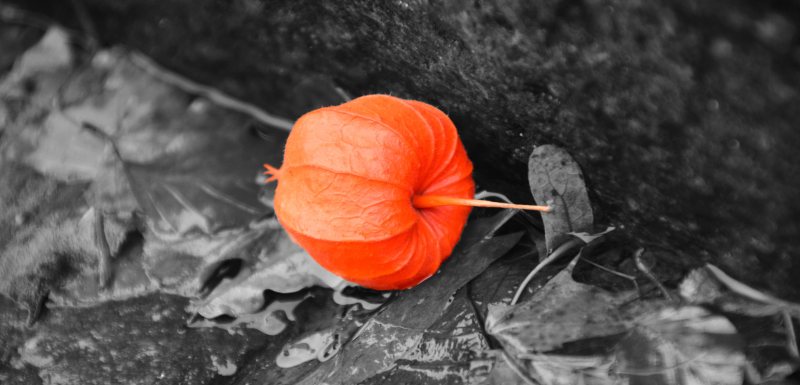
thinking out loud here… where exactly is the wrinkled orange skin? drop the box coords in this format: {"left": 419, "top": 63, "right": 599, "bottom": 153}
{"left": 273, "top": 95, "right": 475, "bottom": 290}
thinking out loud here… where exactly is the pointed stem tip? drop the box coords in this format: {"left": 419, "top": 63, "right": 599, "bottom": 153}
{"left": 412, "top": 195, "right": 551, "bottom": 212}
{"left": 263, "top": 163, "right": 281, "bottom": 183}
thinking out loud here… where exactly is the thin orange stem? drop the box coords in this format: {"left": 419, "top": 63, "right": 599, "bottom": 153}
{"left": 413, "top": 195, "right": 551, "bottom": 212}
{"left": 263, "top": 163, "right": 281, "bottom": 182}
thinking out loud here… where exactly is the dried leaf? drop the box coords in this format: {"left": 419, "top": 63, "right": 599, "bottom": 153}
{"left": 486, "top": 258, "right": 629, "bottom": 355}
{"left": 296, "top": 211, "right": 523, "bottom": 385}
{"left": 47, "top": 210, "right": 154, "bottom": 307}
{"left": 483, "top": 305, "right": 745, "bottom": 385}
{"left": 0, "top": 29, "right": 299, "bottom": 309}
{"left": 468, "top": 248, "right": 541, "bottom": 316}
{"left": 193, "top": 236, "right": 344, "bottom": 319}
{"left": 190, "top": 292, "right": 311, "bottom": 336}
{"left": 4, "top": 30, "right": 283, "bottom": 237}
{"left": 478, "top": 350, "right": 616, "bottom": 385}
{"left": 528, "top": 145, "right": 594, "bottom": 253}
{"left": 276, "top": 327, "right": 340, "bottom": 368}
{"left": 0, "top": 27, "right": 78, "bottom": 167}
{"left": 71, "top": 52, "right": 282, "bottom": 236}
{"left": 0, "top": 29, "right": 319, "bottom": 315}
{"left": 8, "top": 27, "right": 71, "bottom": 75}
{"left": 680, "top": 265, "right": 800, "bottom": 318}
{"left": 483, "top": 256, "right": 746, "bottom": 385}
{"left": 141, "top": 218, "right": 282, "bottom": 296}
{"left": 358, "top": 289, "right": 490, "bottom": 385}
{"left": 615, "top": 306, "right": 745, "bottom": 385}
{"left": 0, "top": 164, "right": 136, "bottom": 313}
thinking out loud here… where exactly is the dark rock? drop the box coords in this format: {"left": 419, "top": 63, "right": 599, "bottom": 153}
{"left": 12, "top": 0, "right": 800, "bottom": 299}
{"left": 0, "top": 294, "right": 268, "bottom": 384}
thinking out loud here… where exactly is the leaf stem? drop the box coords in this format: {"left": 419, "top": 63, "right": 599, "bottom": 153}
{"left": 510, "top": 238, "right": 582, "bottom": 305}
{"left": 501, "top": 350, "right": 540, "bottom": 385}
{"left": 633, "top": 248, "right": 675, "bottom": 302}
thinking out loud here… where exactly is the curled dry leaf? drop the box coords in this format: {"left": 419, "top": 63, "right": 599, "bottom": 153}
{"left": 484, "top": 257, "right": 746, "bottom": 385}
{"left": 528, "top": 145, "right": 594, "bottom": 253}
{"left": 192, "top": 232, "right": 344, "bottom": 319}
{"left": 276, "top": 328, "right": 340, "bottom": 368}
{"left": 680, "top": 264, "right": 800, "bottom": 318}
{"left": 679, "top": 265, "right": 800, "bottom": 382}
{"left": 481, "top": 306, "right": 745, "bottom": 385}
{"left": 143, "top": 218, "right": 292, "bottom": 298}
{"left": 615, "top": 306, "right": 745, "bottom": 385}
{"left": 477, "top": 350, "right": 616, "bottom": 385}
{"left": 189, "top": 292, "right": 311, "bottom": 336}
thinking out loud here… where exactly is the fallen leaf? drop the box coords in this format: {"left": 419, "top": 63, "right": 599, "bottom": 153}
{"left": 5, "top": 29, "right": 282, "bottom": 233}
{"left": 486, "top": 257, "right": 630, "bottom": 356}
{"left": 468, "top": 247, "right": 541, "bottom": 317}
{"left": 0, "top": 17, "right": 42, "bottom": 77}
{"left": 357, "top": 288, "right": 490, "bottom": 384}
{"left": 276, "top": 327, "right": 340, "bottom": 368}
{"left": 477, "top": 350, "right": 616, "bottom": 385}
{"left": 192, "top": 233, "right": 344, "bottom": 319}
{"left": 483, "top": 256, "right": 747, "bottom": 385}
{"left": 0, "top": 29, "right": 302, "bottom": 307}
{"left": 482, "top": 305, "right": 746, "bottom": 385}
{"left": 141, "top": 218, "right": 282, "bottom": 297}
{"left": 220, "top": 290, "right": 365, "bottom": 385}
{"left": 680, "top": 264, "right": 800, "bottom": 318}
{"left": 296, "top": 210, "right": 523, "bottom": 385}
{"left": 7, "top": 26, "right": 71, "bottom": 76}
{"left": 615, "top": 306, "right": 745, "bottom": 385}
{"left": 190, "top": 292, "right": 312, "bottom": 336}
{"left": 47, "top": 210, "right": 153, "bottom": 307}
{"left": 59, "top": 51, "right": 283, "bottom": 237}
{"left": 528, "top": 145, "right": 594, "bottom": 253}
{"left": 0, "top": 27, "right": 77, "bottom": 167}
{"left": 0, "top": 163, "right": 135, "bottom": 315}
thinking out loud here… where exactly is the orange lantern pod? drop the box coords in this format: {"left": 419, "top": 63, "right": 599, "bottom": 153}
{"left": 264, "top": 95, "right": 548, "bottom": 290}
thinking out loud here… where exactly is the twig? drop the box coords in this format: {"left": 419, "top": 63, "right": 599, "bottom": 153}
{"left": 481, "top": 209, "right": 518, "bottom": 241}
{"left": 0, "top": 4, "right": 53, "bottom": 31}
{"left": 633, "top": 248, "right": 674, "bottom": 302}
{"left": 582, "top": 257, "right": 641, "bottom": 294}
{"left": 784, "top": 311, "right": 799, "bottom": 360}
{"left": 501, "top": 350, "right": 539, "bottom": 385}
{"left": 186, "top": 312, "right": 201, "bottom": 325}
{"left": 511, "top": 238, "right": 582, "bottom": 305}
{"left": 705, "top": 264, "right": 800, "bottom": 314}
{"left": 93, "top": 208, "right": 112, "bottom": 288}
{"left": 465, "top": 284, "right": 497, "bottom": 350}
{"left": 128, "top": 52, "right": 294, "bottom": 131}
{"left": 26, "top": 288, "right": 49, "bottom": 326}
{"left": 80, "top": 121, "right": 122, "bottom": 157}
{"left": 334, "top": 86, "right": 352, "bottom": 102}
{"left": 69, "top": 0, "right": 98, "bottom": 53}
